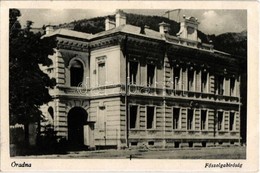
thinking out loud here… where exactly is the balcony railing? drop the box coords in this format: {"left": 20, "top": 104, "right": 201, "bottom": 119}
{"left": 128, "top": 84, "right": 239, "bottom": 103}
{"left": 54, "top": 84, "right": 239, "bottom": 103}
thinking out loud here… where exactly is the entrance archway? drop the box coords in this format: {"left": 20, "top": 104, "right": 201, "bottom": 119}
{"left": 68, "top": 107, "right": 88, "bottom": 147}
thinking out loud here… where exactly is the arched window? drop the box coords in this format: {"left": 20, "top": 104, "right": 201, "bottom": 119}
{"left": 70, "top": 60, "right": 84, "bottom": 87}
{"left": 48, "top": 107, "right": 54, "bottom": 119}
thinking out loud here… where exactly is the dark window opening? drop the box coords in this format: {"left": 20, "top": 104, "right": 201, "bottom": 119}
{"left": 48, "top": 107, "right": 54, "bottom": 119}
{"left": 130, "top": 105, "right": 138, "bottom": 129}
{"left": 230, "top": 77, "right": 235, "bottom": 96}
{"left": 131, "top": 142, "right": 138, "bottom": 146}
{"left": 173, "top": 108, "right": 180, "bottom": 129}
{"left": 129, "top": 61, "right": 138, "bottom": 84}
{"left": 188, "top": 69, "right": 194, "bottom": 91}
{"left": 229, "top": 112, "right": 235, "bottom": 131}
{"left": 202, "top": 142, "right": 207, "bottom": 147}
{"left": 147, "top": 64, "right": 155, "bottom": 86}
{"left": 188, "top": 142, "right": 193, "bottom": 148}
{"left": 218, "top": 111, "right": 224, "bottom": 131}
{"left": 70, "top": 60, "right": 83, "bottom": 87}
{"left": 201, "top": 72, "right": 207, "bottom": 92}
{"left": 173, "top": 67, "right": 180, "bottom": 90}
{"left": 98, "top": 63, "right": 106, "bottom": 86}
{"left": 216, "top": 75, "right": 224, "bottom": 95}
{"left": 148, "top": 141, "right": 154, "bottom": 145}
{"left": 187, "top": 109, "right": 194, "bottom": 130}
{"left": 201, "top": 110, "right": 207, "bottom": 130}
{"left": 146, "top": 106, "right": 155, "bottom": 129}
{"left": 230, "top": 141, "right": 235, "bottom": 145}
{"left": 174, "top": 142, "right": 180, "bottom": 148}
{"left": 219, "top": 142, "right": 223, "bottom": 145}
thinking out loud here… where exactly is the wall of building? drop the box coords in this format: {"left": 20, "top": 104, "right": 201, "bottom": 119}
{"left": 40, "top": 30, "right": 242, "bottom": 149}
{"left": 127, "top": 96, "right": 240, "bottom": 148}
{"left": 89, "top": 97, "right": 124, "bottom": 148}
{"left": 90, "top": 46, "right": 121, "bottom": 88}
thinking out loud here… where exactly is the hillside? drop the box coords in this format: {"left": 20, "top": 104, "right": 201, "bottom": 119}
{"left": 208, "top": 31, "right": 247, "bottom": 57}
{"left": 57, "top": 12, "right": 247, "bottom": 57}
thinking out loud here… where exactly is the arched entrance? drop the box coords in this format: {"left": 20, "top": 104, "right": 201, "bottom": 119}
{"left": 68, "top": 107, "right": 88, "bottom": 147}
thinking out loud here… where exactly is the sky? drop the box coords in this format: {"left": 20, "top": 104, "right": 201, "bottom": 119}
{"left": 19, "top": 9, "right": 247, "bottom": 35}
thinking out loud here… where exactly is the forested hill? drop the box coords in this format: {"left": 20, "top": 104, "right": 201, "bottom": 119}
{"left": 57, "top": 12, "right": 247, "bottom": 57}
{"left": 208, "top": 31, "right": 247, "bottom": 57}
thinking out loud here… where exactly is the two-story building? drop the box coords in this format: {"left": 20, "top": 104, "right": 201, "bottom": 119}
{"left": 41, "top": 10, "right": 242, "bottom": 149}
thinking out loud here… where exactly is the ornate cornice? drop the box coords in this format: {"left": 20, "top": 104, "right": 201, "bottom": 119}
{"left": 57, "top": 37, "right": 89, "bottom": 52}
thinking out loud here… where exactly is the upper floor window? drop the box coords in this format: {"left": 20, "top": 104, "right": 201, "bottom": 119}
{"left": 201, "top": 71, "right": 208, "bottom": 93}
{"left": 70, "top": 60, "right": 84, "bottom": 87}
{"left": 98, "top": 62, "right": 106, "bottom": 86}
{"left": 147, "top": 64, "right": 155, "bottom": 87}
{"left": 188, "top": 69, "right": 194, "bottom": 91}
{"left": 216, "top": 75, "right": 224, "bottom": 95}
{"left": 129, "top": 61, "right": 138, "bottom": 85}
{"left": 173, "top": 67, "right": 180, "bottom": 90}
{"left": 230, "top": 77, "right": 236, "bottom": 96}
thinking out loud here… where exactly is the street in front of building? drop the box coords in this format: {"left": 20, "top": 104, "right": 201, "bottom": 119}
{"left": 16, "top": 146, "right": 245, "bottom": 159}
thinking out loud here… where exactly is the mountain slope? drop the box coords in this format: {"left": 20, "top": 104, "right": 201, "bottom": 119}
{"left": 57, "top": 12, "right": 247, "bottom": 57}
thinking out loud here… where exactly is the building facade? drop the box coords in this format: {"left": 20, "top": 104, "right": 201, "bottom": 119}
{"left": 41, "top": 10, "right": 242, "bottom": 149}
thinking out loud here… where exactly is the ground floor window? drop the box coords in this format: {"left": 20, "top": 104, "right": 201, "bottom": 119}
{"left": 130, "top": 105, "right": 138, "bottom": 129}
{"left": 98, "top": 107, "right": 106, "bottom": 130}
{"left": 187, "top": 109, "right": 194, "bottom": 130}
{"left": 173, "top": 108, "right": 180, "bottom": 129}
{"left": 229, "top": 112, "right": 235, "bottom": 131}
{"left": 201, "top": 110, "right": 207, "bottom": 130}
{"left": 218, "top": 111, "right": 224, "bottom": 131}
{"left": 146, "top": 106, "right": 155, "bottom": 129}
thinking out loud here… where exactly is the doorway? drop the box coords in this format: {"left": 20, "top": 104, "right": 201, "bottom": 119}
{"left": 68, "top": 107, "right": 88, "bottom": 148}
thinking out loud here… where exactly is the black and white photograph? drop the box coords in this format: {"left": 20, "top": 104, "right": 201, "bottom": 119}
{"left": 0, "top": 1, "right": 259, "bottom": 172}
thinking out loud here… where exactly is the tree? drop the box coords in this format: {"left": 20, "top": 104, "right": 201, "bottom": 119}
{"left": 9, "top": 9, "right": 56, "bottom": 144}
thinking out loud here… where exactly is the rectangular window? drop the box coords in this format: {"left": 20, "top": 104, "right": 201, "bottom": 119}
{"left": 201, "top": 110, "right": 207, "bottom": 130}
{"left": 130, "top": 105, "right": 138, "bottom": 129}
{"left": 188, "top": 70, "right": 194, "bottom": 91}
{"left": 129, "top": 61, "right": 138, "bottom": 84}
{"left": 229, "top": 112, "right": 235, "bottom": 131}
{"left": 98, "top": 108, "right": 106, "bottom": 130}
{"left": 230, "top": 77, "right": 235, "bottom": 96}
{"left": 187, "top": 109, "right": 194, "bottom": 130}
{"left": 147, "top": 64, "right": 155, "bottom": 87}
{"left": 173, "top": 67, "right": 180, "bottom": 90}
{"left": 216, "top": 76, "right": 224, "bottom": 95}
{"left": 146, "top": 106, "right": 155, "bottom": 129}
{"left": 98, "top": 62, "right": 106, "bottom": 86}
{"left": 218, "top": 111, "right": 224, "bottom": 131}
{"left": 201, "top": 72, "right": 208, "bottom": 93}
{"left": 173, "top": 108, "right": 180, "bottom": 129}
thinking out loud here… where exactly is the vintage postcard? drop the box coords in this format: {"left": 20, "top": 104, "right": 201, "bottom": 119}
{"left": 0, "top": 0, "right": 259, "bottom": 172}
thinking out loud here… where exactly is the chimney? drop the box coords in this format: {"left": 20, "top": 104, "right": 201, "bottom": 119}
{"left": 105, "top": 18, "right": 116, "bottom": 31}
{"left": 159, "top": 22, "right": 170, "bottom": 34}
{"left": 45, "top": 25, "right": 54, "bottom": 34}
{"left": 115, "top": 10, "right": 126, "bottom": 27}
{"left": 176, "top": 15, "right": 199, "bottom": 41}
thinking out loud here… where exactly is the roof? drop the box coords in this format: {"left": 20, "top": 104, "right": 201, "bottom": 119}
{"left": 93, "top": 24, "right": 163, "bottom": 40}
{"left": 42, "top": 28, "right": 94, "bottom": 40}
{"left": 42, "top": 24, "right": 229, "bottom": 55}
